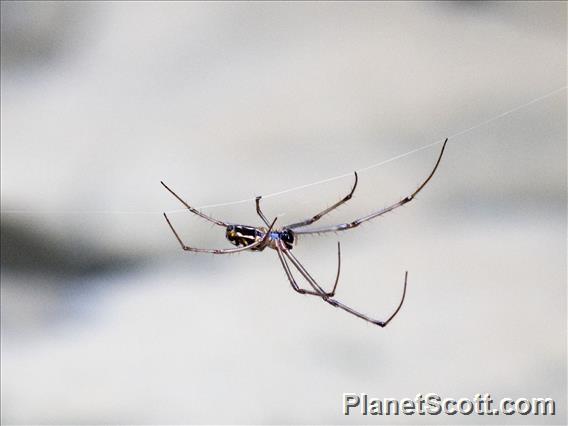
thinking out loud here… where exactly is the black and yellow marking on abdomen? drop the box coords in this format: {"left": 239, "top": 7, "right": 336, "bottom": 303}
{"left": 226, "top": 225, "right": 262, "bottom": 248}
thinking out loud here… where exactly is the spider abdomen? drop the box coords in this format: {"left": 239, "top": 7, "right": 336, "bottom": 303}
{"left": 225, "top": 225, "right": 295, "bottom": 251}
{"left": 225, "top": 225, "right": 261, "bottom": 248}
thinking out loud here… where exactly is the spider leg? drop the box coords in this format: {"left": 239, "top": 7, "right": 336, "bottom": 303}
{"left": 283, "top": 243, "right": 340, "bottom": 297}
{"left": 326, "top": 272, "right": 408, "bottom": 327}
{"left": 276, "top": 247, "right": 329, "bottom": 297}
{"left": 292, "top": 138, "right": 448, "bottom": 235}
{"left": 163, "top": 213, "right": 277, "bottom": 254}
{"left": 161, "top": 181, "right": 228, "bottom": 227}
{"left": 286, "top": 172, "right": 358, "bottom": 229}
{"left": 285, "top": 246, "right": 408, "bottom": 327}
{"left": 255, "top": 196, "right": 271, "bottom": 227}
{"left": 276, "top": 242, "right": 340, "bottom": 298}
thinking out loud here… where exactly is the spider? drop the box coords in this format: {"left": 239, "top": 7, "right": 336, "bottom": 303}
{"left": 161, "top": 138, "right": 448, "bottom": 327}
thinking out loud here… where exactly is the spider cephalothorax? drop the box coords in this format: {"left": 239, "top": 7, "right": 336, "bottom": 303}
{"left": 161, "top": 138, "right": 448, "bottom": 327}
{"left": 278, "top": 228, "right": 295, "bottom": 250}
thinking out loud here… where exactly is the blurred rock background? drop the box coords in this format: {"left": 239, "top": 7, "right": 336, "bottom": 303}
{"left": 1, "top": 1, "right": 566, "bottom": 424}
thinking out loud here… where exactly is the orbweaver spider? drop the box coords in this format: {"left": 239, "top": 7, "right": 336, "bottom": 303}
{"left": 161, "top": 138, "right": 447, "bottom": 327}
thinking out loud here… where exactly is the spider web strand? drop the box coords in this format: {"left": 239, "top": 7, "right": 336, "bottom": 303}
{"left": 1, "top": 85, "right": 565, "bottom": 215}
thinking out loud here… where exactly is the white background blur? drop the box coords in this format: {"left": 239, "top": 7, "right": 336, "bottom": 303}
{"left": 1, "top": 1, "right": 566, "bottom": 424}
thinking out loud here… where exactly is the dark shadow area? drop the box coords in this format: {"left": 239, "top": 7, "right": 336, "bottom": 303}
{"left": 1, "top": 218, "right": 139, "bottom": 279}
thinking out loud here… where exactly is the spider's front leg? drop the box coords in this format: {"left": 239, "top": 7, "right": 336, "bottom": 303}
{"left": 285, "top": 171, "right": 358, "bottom": 229}
{"left": 292, "top": 138, "right": 448, "bottom": 235}
{"left": 254, "top": 172, "right": 357, "bottom": 230}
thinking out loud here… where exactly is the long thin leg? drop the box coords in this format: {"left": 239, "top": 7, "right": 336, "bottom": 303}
{"left": 163, "top": 213, "right": 277, "bottom": 254}
{"left": 255, "top": 196, "right": 271, "bottom": 227}
{"left": 277, "top": 242, "right": 340, "bottom": 297}
{"left": 326, "top": 272, "right": 408, "bottom": 327}
{"left": 283, "top": 244, "right": 340, "bottom": 297}
{"left": 285, "top": 172, "right": 359, "bottom": 229}
{"left": 161, "top": 181, "right": 228, "bottom": 227}
{"left": 293, "top": 139, "right": 448, "bottom": 235}
{"left": 276, "top": 245, "right": 337, "bottom": 297}
{"left": 282, "top": 247, "right": 408, "bottom": 327}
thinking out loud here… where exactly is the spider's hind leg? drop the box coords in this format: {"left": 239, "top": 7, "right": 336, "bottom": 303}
{"left": 161, "top": 181, "right": 228, "bottom": 227}
{"left": 163, "top": 213, "right": 277, "bottom": 254}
